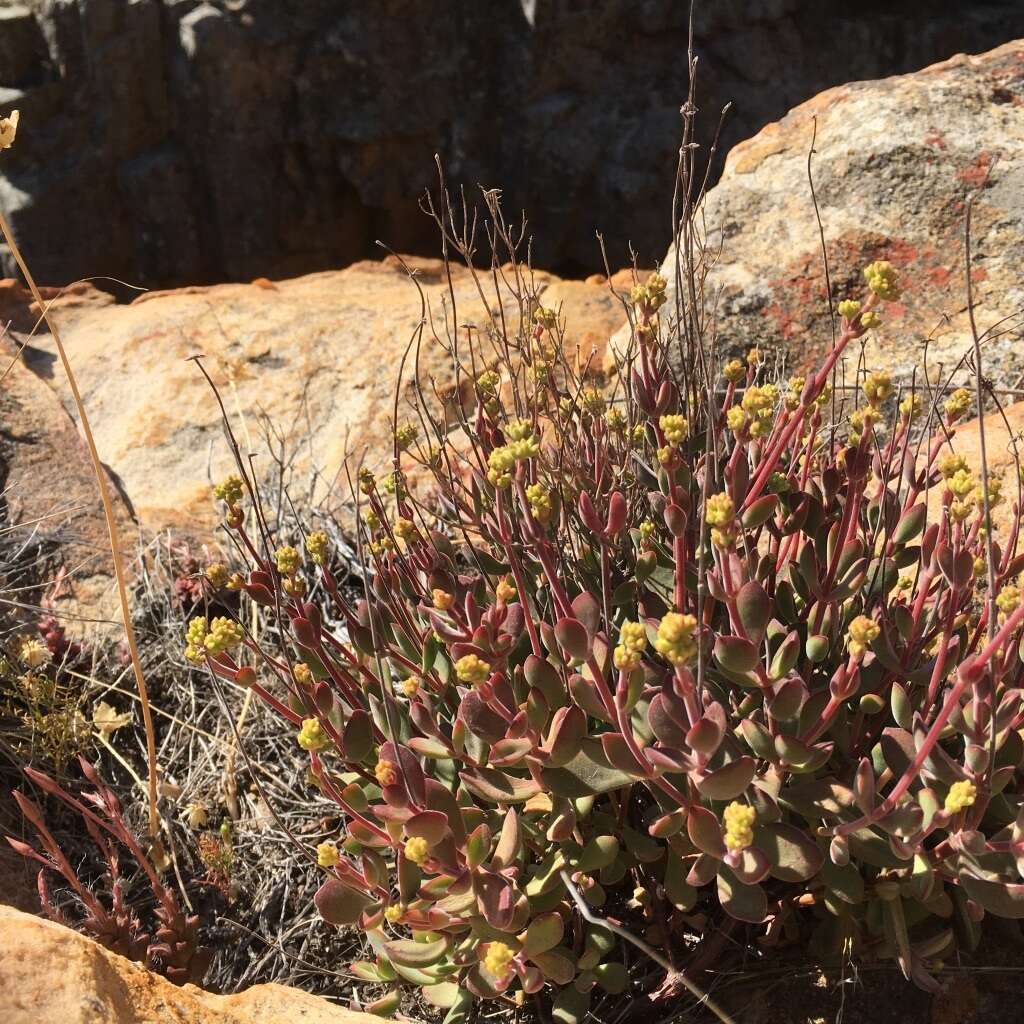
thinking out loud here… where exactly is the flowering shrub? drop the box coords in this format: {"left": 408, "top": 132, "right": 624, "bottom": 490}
{"left": 187, "top": 240, "right": 1024, "bottom": 1020}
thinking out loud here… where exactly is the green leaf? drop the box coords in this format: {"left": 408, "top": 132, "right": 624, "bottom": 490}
{"left": 460, "top": 768, "right": 540, "bottom": 803}
{"left": 314, "top": 879, "right": 372, "bottom": 925}
{"left": 594, "top": 961, "right": 628, "bottom": 995}
{"left": 422, "top": 982, "right": 462, "bottom": 1009}
{"left": 962, "top": 875, "right": 1024, "bottom": 918}
{"left": 693, "top": 756, "right": 755, "bottom": 800}
{"left": 523, "top": 912, "right": 565, "bottom": 957}
{"left": 717, "top": 865, "right": 767, "bottom": 923}
{"left": 537, "top": 739, "right": 634, "bottom": 797}
{"left": 342, "top": 709, "right": 374, "bottom": 763}
{"left": 575, "top": 835, "right": 620, "bottom": 872}
{"left": 552, "top": 986, "right": 591, "bottom": 1024}
{"left": 757, "top": 822, "right": 823, "bottom": 882}
{"left": 820, "top": 858, "right": 865, "bottom": 904}
{"left": 366, "top": 990, "right": 402, "bottom": 1017}
{"left": 383, "top": 935, "right": 450, "bottom": 968}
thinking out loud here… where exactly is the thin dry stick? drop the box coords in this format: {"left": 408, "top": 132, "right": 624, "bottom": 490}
{"left": 0, "top": 209, "right": 161, "bottom": 841}
{"left": 560, "top": 870, "right": 737, "bottom": 1024}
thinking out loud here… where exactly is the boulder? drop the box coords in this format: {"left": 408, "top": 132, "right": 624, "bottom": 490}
{"left": 0, "top": 280, "right": 132, "bottom": 629}
{"left": 6, "top": 256, "right": 624, "bottom": 545}
{"left": 0, "top": 904, "right": 399, "bottom": 1024}
{"left": 2, "top": 2, "right": 1024, "bottom": 286}
{"left": 615, "top": 41, "right": 1024, "bottom": 392}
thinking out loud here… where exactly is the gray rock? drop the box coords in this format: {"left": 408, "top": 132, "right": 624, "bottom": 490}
{"left": 1, "top": 0, "right": 1024, "bottom": 286}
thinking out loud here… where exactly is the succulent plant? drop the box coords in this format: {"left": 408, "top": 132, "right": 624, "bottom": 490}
{"left": 189, "top": 205, "right": 1024, "bottom": 1018}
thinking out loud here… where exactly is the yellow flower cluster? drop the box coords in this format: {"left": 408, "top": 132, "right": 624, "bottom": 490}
{"left": 740, "top": 383, "right": 778, "bottom": 438}
{"left": 846, "top": 615, "right": 879, "bottom": 658}
{"left": 582, "top": 387, "right": 606, "bottom": 416}
{"left": 631, "top": 272, "right": 667, "bottom": 312}
{"left": 477, "top": 370, "right": 500, "bottom": 395}
{"left": 837, "top": 299, "right": 861, "bottom": 321}
{"left": 0, "top": 109, "right": 19, "bottom": 150}
{"left": 723, "top": 358, "right": 745, "bottom": 383}
{"left": 394, "top": 421, "right": 418, "bottom": 450}
{"left": 944, "top": 779, "right": 977, "bottom": 814}
{"left": 384, "top": 904, "right": 403, "bottom": 923}
{"left": 185, "top": 616, "right": 244, "bottom": 662}
{"left": 317, "top": 842, "right": 340, "bottom": 867}
{"left": 206, "top": 562, "right": 230, "bottom": 588}
{"left": 298, "top": 717, "right": 328, "bottom": 751}
{"left": 404, "top": 836, "right": 430, "bottom": 866}
{"left": 655, "top": 612, "right": 697, "bottom": 665}
{"left": 659, "top": 414, "right": 689, "bottom": 445}
{"left": 455, "top": 653, "right": 491, "bottom": 686}
{"left": 394, "top": 517, "right": 417, "bottom": 542}
{"left": 275, "top": 545, "right": 301, "bottom": 574}
{"left": 996, "top": 585, "right": 1020, "bottom": 616}
{"left": 723, "top": 801, "right": 756, "bottom": 851}
{"left": 605, "top": 407, "right": 626, "bottom": 430}
{"left": 358, "top": 467, "right": 376, "bottom": 494}
{"left": 487, "top": 445, "right": 517, "bottom": 488}
{"left": 638, "top": 519, "right": 655, "bottom": 540}
{"left": 432, "top": 588, "right": 455, "bottom": 611}
{"left": 726, "top": 405, "right": 747, "bottom": 432}
{"left": 863, "top": 260, "right": 901, "bottom": 301}
{"left": 938, "top": 453, "right": 968, "bottom": 479}
{"left": 533, "top": 306, "right": 558, "bottom": 329}
{"left": 375, "top": 759, "right": 398, "bottom": 787}
{"left": 17, "top": 636, "right": 50, "bottom": 668}
{"left": 706, "top": 492, "right": 736, "bottom": 548}
{"left": 785, "top": 377, "right": 805, "bottom": 411}
{"left": 483, "top": 940, "right": 515, "bottom": 978}
{"left": 899, "top": 393, "right": 922, "bottom": 421}
{"left": 613, "top": 620, "right": 647, "bottom": 671}
{"left": 746, "top": 347, "right": 762, "bottom": 366}
{"left": 400, "top": 675, "right": 421, "bottom": 698}
{"left": 214, "top": 474, "right": 245, "bottom": 506}
{"left": 944, "top": 387, "right": 971, "bottom": 421}
{"left": 496, "top": 577, "right": 517, "bottom": 603}
{"left": 862, "top": 371, "right": 892, "bottom": 407}
{"left": 860, "top": 311, "right": 882, "bottom": 330}
{"left": 306, "top": 531, "right": 329, "bottom": 565}
{"left": 525, "top": 482, "right": 552, "bottom": 523}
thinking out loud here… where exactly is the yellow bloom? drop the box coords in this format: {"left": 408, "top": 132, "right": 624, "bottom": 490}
{"left": 205, "top": 562, "right": 230, "bottom": 588}
{"left": 846, "top": 615, "right": 879, "bottom": 659}
{"left": 526, "top": 482, "right": 553, "bottom": 523}
{"left": 659, "top": 414, "right": 689, "bottom": 445}
{"left": 706, "top": 492, "right": 735, "bottom": 527}
{"left": 837, "top": 299, "right": 861, "bottom": 321}
{"left": 400, "top": 675, "right": 421, "bottom": 698}
{"left": 404, "top": 836, "right": 430, "bottom": 866}
{"left": 275, "top": 545, "right": 301, "bottom": 575}
{"left": 996, "top": 585, "right": 1020, "bottom": 616}
{"left": 317, "top": 842, "right": 340, "bottom": 868}
{"left": 483, "top": 940, "right": 516, "bottom": 978}
{"left": 723, "top": 802, "right": 756, "bottom": 851}
{"left": 949, "top": 468, "right": 976, "bottom": 500}
{"left": 938, "top": 452, "right": 968, "bottom": 479}
{"left": 726, "top": 405, "right": 747, "bottom": 432}
{"left": 17, "top": 636, "right": 50, "bottom": 669}
{"left": 384, "top": 904, "right": 403, "bottom": 923}
{"left": 298, "top": 717, "right": 329, "bottom": 751}
{"left": 944, "top": 779, "right": 977, "bottom": 814}
{"left": 213, "top": 473, "right": 245, "bottom": 506}
{"left": 487, "top": 445, "right": 517, "bottom": 487}
{"left": 723, "top": 359, "right": 745, "bottom": 383}
{"left": 306, "top": 531, "right": 329, "bottom": 565}
{"left": 375, "top": 759, "right": 398, "bottom": 787}
{"left": 394, "top": 421, "right": 418, "bottom": 450}
{"left": 432, "top": 588, "right": 455, "bottom": 611}
{"left": 862, "top": 371, "right": 892, "bottom": 406}
{"left": 655, "top": 612, "right": 697, "bottom": 666}
{"left": 899, "top": 393, "right": 922, "bottom": 421}
{"left": 496, "top": 577, "right": 517, "bottom": 603}
{"left": 394, "top": 517, "right": 417, "bottom": 542}
{"left": 863, "top": 260, "right": 901, "bottom": 301}
{"left": 477, "top": 370, "right": 500, "bottom": 395}
{"left": 860, "top": 311, "right": 882, "bottom": 330}
{"left": 205, "top": 616, "right": 244, "bottom": 654}
{"left": 944, "top": 388, "right": 971, "bottom": 421}
{"left": 455, "top": 654, "right": 491, "bottom": 686}
{"left": 746, "top": 347, "right": 762, "bottom": 366}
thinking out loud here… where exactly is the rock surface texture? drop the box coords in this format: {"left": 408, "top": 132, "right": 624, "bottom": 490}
{"left": 2, "top": 1, "right": 1024, "bottom": 286}
{"left": 622, "top": 41, "right": 1024, "bottom": 390}
{"left": 3, "top": 255, "right": 623, "bottom": 545}
{"left": 0, "top": 904, "right": 391, "bottom": 1024}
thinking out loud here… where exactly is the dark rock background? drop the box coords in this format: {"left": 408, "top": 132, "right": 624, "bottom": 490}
{"left": 2, "top": 0, "right": 1023, "bottom": 288}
